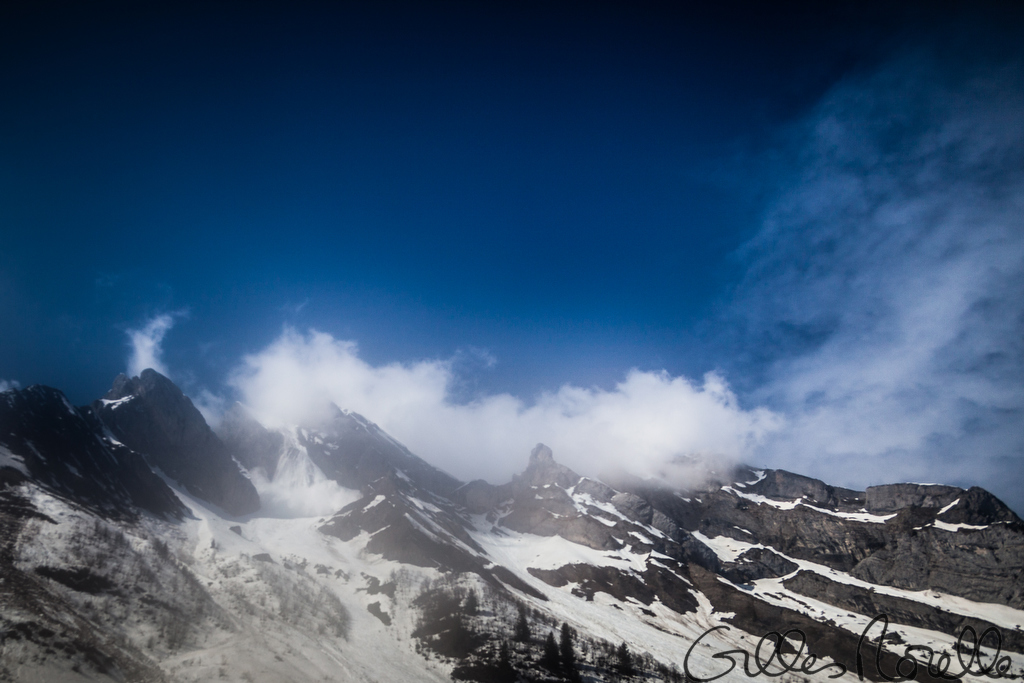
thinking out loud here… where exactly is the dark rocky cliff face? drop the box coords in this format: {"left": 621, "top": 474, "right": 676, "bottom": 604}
{"left": 93, "top": 369, "right": 260, "bottom": 516}
{"left": 865, "top": 483, "right": 963, "bottom": 513}
{"left": 625, "top": 466, "right": 1024, "bottom": 610}
{"left": 0, "top": 385, "right": 185, "bottom": 520}
{"left": 749, "top": 468, "right": 865, "bottom": 509}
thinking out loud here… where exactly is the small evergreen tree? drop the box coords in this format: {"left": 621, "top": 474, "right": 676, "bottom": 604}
{"left": 540, "top": 631, "right": 561, "bottom": 672}
{"left": 514, "top": 604, "right": 531, "bottom": 642}
{"left": 496, "top": 640, "right": 516, "bottom": 682}
{"left": 616, "top": 641, "right": 635, "bottom": 676}
{"left": 463, "top": 589, "right": 478, "bottom": 616}
{"left": 443, "top": 616, "right": 476, "bottom": 658}
{"left": 560, "top": 622, "right": 580, "bottom": 681}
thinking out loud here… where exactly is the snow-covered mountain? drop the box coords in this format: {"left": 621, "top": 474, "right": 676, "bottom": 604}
{"left": 1, "top": 370, "right": 1022, "bottom": 682}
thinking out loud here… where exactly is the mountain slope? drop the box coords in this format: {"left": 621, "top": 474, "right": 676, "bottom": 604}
{"left": 1, "top": 373, "right": 1023, "bottom": 682}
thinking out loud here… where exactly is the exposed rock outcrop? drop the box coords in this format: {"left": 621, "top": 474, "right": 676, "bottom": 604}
{"left": 510, "top": 443, "right": 579, "bottom": 489}
{"left": 94, "top": 369, "right": 259, "bottom": 516}
{"left": 623, "top": 466, "right": 1024, "bottom": 609}
{"left": 783, "top": 570, "right": 1024, "bottom": 654}
{"left": 866, "top": 483, "right": 963, "bottom": 513}
{"left": 850, "top": 522, "right": 1024, "bottom": 609}
{"left": 0, "top": 384, "right": 185, "bottom": 519}
{"left": 722, "top": 547, "right": 799, "bottom": 584}
{"left": 748, "top": 469, "right": 865, "bottom": 510}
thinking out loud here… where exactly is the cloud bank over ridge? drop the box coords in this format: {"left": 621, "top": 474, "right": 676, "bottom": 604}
{"left": 228, "top": 328, "right": 782, "bottom": 486}
{"left": 114, "top": 54, "right": 1023, "bottom": 513}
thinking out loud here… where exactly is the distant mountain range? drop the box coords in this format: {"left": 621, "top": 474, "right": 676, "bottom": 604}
{"left": 1, "top": 369, "right": 1022, "bottom": 682}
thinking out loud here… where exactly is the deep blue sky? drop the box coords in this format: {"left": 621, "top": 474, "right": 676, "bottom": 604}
{"left": 3, "top": 2, "right": 1023, "bottom": 509}
{"left": 0, "top": 1, "right": 952, "bottom": 399}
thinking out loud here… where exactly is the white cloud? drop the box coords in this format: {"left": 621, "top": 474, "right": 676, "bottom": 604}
{"left": 733, "top": 56, "right": 1024, "bottom": 509}
{"left": 192, "top": 388, "right": 228, "bottom": 428}
{"left": 0, "top": 379, "right": 20, "bottom": 392}
{"left": 229, "top": 328, "right": 782, "bottom": 486}
{"left": 126, "top": 312, "right": 185, "bottom": 378}
{"left": 248, "top": 442, "right": 360, "bottom": 518}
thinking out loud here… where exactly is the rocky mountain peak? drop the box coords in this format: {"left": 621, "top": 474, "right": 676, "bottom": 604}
{"left": 529, "top": 443, "right": 554, "bottom": 465}
{"left": 0, "top": 383, "right": 185, "bottom": 519}
{"left": 518, "top": 443, "right": 579, "bottom": 489}
{"left": 272, "top": 407, "right": 463, "bottom": 499}
{"left": 105, "top": 372, "right": 135, "bottom": 399}
{"left": 104, "top": 368, "right": 180, "bottom": 404}
{"left": 94, "top": 369, "right": 260, "bottom": 516}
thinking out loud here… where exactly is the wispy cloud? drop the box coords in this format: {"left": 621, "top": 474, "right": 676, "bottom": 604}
{"left": 732, "top": 55, "right": 1024, "bottom": 509}
{"left": 0, "top": 379, "right": 20, "bottom": 392}
{"left": 191, "top": 388, "right": 228, "bottom": 428}
{"left": 229, "top": 328, "right": 781, "bottom": 486}
{"left": 126, "top": 312, "right": 187, "bottom": 378}
{"left": 280, "top": 299, "right": 310, "bottom": 316}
